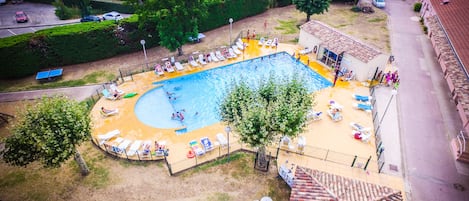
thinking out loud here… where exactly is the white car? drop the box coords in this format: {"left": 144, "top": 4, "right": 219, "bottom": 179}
{"left": 102, "top": 11, "right": 123, "bottom": 21}
{"left": 372, "top": 0, "right": 385, "bottom": 8}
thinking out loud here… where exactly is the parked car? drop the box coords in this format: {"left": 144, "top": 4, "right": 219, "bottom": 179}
{"left": 102, "top": 11, "right": 123, "bottom": 21}
{"left": 15, "top": 11, "right": 28, "bottom": 23}
{"left": 372, "top": 0, "right": 385, "bottom": 8}
{"left": 80, "top": 15, "right": 101, "bottom": 22}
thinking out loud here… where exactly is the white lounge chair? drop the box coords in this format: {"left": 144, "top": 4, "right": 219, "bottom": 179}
{"left": 236, "top": 41, "right": 244, "bottom": 50}
{"left": 352, "top": 130, "right": 372, "bottom": 143}
{"left": 127, "top": 140, "right": 142, "bottom": 156}
{"left": 175, "top": 62, "right": 184, "bottom": 71}
{"left": 189, "top": 56, "right": 199, "bottom": 67}
{"left": 297, "top": 136, "right": 306, "bottom": 153}
{"left": 154, "top": 64, "right": 164, "bottom": 76}
{"left": 329, "top": 100, "right": 343, "bottom": 111}
{"left": 307, "top": 110, "right": 322, "bottom": 121}
{"left": 210, "top": 52, "right": 219, "bottom": 62}
{"left": 216, "top": 133, "right": 228, "bottom": 147}
{"left": 327, "top": 109, "right": 343, "bottom": 122}
{"left": 165, "top": 61, "right": 175, "bottom": 72}
{"left": 117, "top": 139, "right": 132, "bottom": 154}
{"left": 237, "top": 38, "right": 247, "bottom": 47}
{"left": 271, "top": 38, "right": 278, "bottom": 47}
{"left": 100, "top": 108, "right": 119, "bottom": 117}
{"left": 228, "top": 48, "right": 238, "bottom": 58}
{"left": 232, "top": 45, "right": 242, "bottom": 55}
{"left": 97, "top": 129, "right": 120, "bottom": 145}
{"left": 110, "top": 84, "right": 124, "bottom": 95}
{"left": 299, "top": 47, "right": 312, "bottom": 55}
{"left": 258, "top": 37, "right": 265, "bottom": 46}
{"left": 170, "top": 56, "right": 175, "bottom": 65}
{"left": 198, "top": 54, "right": 207, "bottom": 65}
{"left": 265, "top": 39, "right": 273, "bottom": 47}
{"left": 215, "top": 51, "right": 225, "bottom": 61}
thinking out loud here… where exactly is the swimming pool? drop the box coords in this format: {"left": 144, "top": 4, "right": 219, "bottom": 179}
{"left": 134, "top": 52, "right": 332, "bottom": 133}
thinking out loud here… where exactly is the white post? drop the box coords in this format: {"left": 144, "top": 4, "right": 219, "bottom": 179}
{"left": 140, "top": 39, "right": 148, "bottom": 70}
{"left": 229, "top": 18, "right": 233, "bottom": 45}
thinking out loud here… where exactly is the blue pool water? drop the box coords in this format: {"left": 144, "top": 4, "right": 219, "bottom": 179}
{"left": 134, "top": 52, "right": 332, "bottom": 133}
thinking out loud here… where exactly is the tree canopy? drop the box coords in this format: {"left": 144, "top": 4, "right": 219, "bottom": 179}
{"left": 128, "top": 0, "right": 208, "bottom": 55}
{"left": 220, "top": 74, "right": 314, "bottom": 168}
{"left": 292, "top": 0, "right": 331, "bottom": 22}
{"left": 0, "top": 96, "right": 91, "bottom": 175}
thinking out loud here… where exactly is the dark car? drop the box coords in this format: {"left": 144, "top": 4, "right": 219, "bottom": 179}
{"left": 15, "top": 11, "right": 28, "bottom": 23}
{"left": 80, "top": 15, "right": 101, "bottom": 22}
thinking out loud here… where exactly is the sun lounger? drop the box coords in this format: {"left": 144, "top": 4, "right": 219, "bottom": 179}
{"left": 328, "top": 100, "right": 343, "bottom": 111}
{"left": 215, "top": 51, "right": 226, "bottom": 61}
{"left": 299, "top": 47, "right": 312, "bottom": 55}
{"left": 307, "top": 110, "right": 322, "bottom": 121}
{"left": 154, "top": 64, "right": 164, "bottom": 76}
{"left": 110, "top": 84, "right": 124, "bottom": 95}
{"left": 258, "top": 37, "right": 265, "bottom": 46}
{"left": 140, "top": 140, "right": 152, "bottom": 156}
{"left": 238, "top": 38, "right": 248, "bottom": 47}
{"left": 271, "top": 38, "right": 278, "bottom": 47}
{"left": 175, "top": 62, "right": 184, "bottom": 71}
{"left": 354, "top": 103, "right": 373, "bottom": 112}
{"left": 165, "top": 61, "right": 175, "bottom": 72}
{"left": 97, "top": 129, "right": 120, "bottom": 145}
{"left": 102, "top": 89, "right": 118, "bottom": 100}
{"left": 115, "top": 139, "right": 131, "bottom": 153}
{"left": 350, "top": 122, "right": 371, "bottom": 133}
{"left": 198, "top": 54, "right": 207, "bottom": 65}
{"left": 236, "top": 41, "right": 244, "bottom": 50}
{"left": 189, "top": 140, "right": 205, "bottom": 156}
{"left": 353, "top": 94, "right": 372, "bottom": 102}
{"left": 100, "top": 108, "right": 119, "bottom": 117}
{"left": 109, "top": 137, "right": 124, "bottom": 153}
{"left": 327, "top": 109, "right": 343, "bottom": 122}
{"left": 127, "top": 140, "right": 142, "bottom": 156}
{"left": 210, "top": 52, "right": 219, "bottom": 62}
{"left": 265, "top": 39, "right": 273, "bottom": 47}
{"left": 200, "top": 137, "right": 214, "bottom": 152}
{"left": 228, "top": 48, "right": 238, "bottom": 58}
{"left": 232, "top": 45, "right": 242, "bottom": 55}
{"left": 281, "top": 136, "right": 291, "bottom": 146}
{"left": 352, "top": 130, "right": 372, "bottom": 142}
{"left": 216, "top": 133, "right": 228, "bottom": 147}
{"left": 189, "top": 56, "right": 199, "bottom": 67}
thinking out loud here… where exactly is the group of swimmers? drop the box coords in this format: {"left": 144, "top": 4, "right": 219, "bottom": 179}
{"left": 171, "top": 110, "right": 185, "bottom": 121}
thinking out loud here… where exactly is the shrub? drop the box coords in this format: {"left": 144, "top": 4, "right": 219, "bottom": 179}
{"left": 52, "top": 0, "right": 80, "bottom": 20}
{"left": 414, "top": 2, "right": 422, "bottom": 12}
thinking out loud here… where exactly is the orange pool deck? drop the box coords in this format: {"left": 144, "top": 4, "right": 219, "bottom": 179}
{"left": 91, "top": 39, "right": 404, "bottom": 191}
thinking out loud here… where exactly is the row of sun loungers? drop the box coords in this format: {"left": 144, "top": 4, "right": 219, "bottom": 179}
{"left": 97, "top": 129, "right": 169, "bottom": 157}
{"left": 187, "top": 135, "right": 228, "bottom": 158}
{"left": 258, "top": 37, "right": 279, "bottom": 47}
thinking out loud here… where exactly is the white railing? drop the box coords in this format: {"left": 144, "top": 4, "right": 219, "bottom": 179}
{"left": 457, "top": 130, "right": 467, "bottom": 155}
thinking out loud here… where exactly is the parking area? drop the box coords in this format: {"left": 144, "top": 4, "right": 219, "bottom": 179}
{"left": 0, "top": 2, "right": 79, "bottom": 38}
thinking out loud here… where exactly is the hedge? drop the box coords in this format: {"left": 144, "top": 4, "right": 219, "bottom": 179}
{"left": 0, "top": 0, "right": 268, "bottom": 79}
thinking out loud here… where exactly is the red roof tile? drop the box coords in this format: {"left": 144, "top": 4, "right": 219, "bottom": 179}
{"left": 429, "top": 0, "right": 469, "bottom": 73}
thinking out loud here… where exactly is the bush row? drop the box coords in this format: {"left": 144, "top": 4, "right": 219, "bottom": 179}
{"left": 0, "top": 0, "right": 271, "bottom": 79}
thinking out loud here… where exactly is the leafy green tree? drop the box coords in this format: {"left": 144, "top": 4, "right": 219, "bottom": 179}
{"left": 292, "top": 0, "right": 331, "bottom": 22}
{"left": 0, "top": 96, "right": 92, "bottom": 176}
{"left": 128, "top": 0, "right": 208, "bottom": 56}
{"left": 220, "top": 74, "right": 314, "bottom": 169}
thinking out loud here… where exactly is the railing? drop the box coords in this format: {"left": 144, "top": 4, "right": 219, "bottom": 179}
{"left": 369, "top": 86, "right": 386, "bottom": 173}
{"left": 457, "top": 130, "right": 467, "bottom": 155}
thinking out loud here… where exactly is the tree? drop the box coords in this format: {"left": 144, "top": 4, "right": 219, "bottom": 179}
{"left": 292, "top": 0, "right": 331, "bottom": 22}
{"left": 220, "top": 74, "right": 314, "bottom": 169}
{"left": 128, "top": 0, "right": 208, "bottom": 56}
{"left": 0, "top": 96, "right": 92, "bottom": 176}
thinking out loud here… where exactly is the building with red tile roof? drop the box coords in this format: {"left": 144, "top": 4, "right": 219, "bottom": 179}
{"left": 420, "top": 0, "right": 469, "bottom": 162}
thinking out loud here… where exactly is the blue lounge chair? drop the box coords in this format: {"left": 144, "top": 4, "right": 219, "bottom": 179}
{"left": 200, "top": 137, "right": 214, "bottom": 152}
{"left": 353, "top": 94, "right": 372, "bottom": 102}
{"left": 354, "top": 103, "right": 373, "bottom": 111}
{"left": 102, "top": 89, "right": 117, "bottom": 100}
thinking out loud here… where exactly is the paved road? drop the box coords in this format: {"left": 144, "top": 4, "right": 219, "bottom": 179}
{"left": 387, "top": 0, "right": 469, "bottom": 200}
{"left": 0, "top": 84, "right": 103, "bottom": 102}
